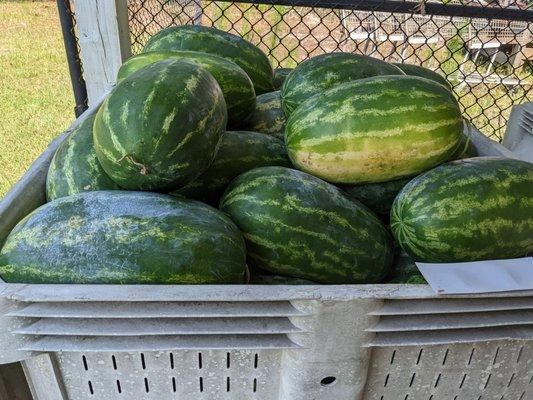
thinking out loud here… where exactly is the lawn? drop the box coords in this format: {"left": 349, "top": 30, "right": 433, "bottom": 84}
{"left": 0, "top": 0, "right": 74, "bottom": 197}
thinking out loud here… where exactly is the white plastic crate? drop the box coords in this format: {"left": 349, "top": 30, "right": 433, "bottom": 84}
{"left": 0, "top": 104, "right": 531, "bottom": 400}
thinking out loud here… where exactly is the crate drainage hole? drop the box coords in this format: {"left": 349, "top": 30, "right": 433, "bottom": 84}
{"left": 320, "top": 376, "right": 337, "bottom": 386}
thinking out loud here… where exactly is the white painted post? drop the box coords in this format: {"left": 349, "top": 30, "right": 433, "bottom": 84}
{"left": 74, "top": 0, "right": 132, "bottom": 105}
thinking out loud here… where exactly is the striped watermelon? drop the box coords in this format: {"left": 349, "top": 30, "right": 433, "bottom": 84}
{"left": 172, "top": 131, "right": 291, "bottom": 205}
{"left": 391, "top": 157, "right": 533, "bottom": 263}
{"left": 244, "top": 91, "right": 286, "bottom": 140}
{"left": 143, "top": 25, "right": 274, "bottom": 94}
{"left": 0, "top": 191, "right": 247, "bottom": 284}
{"left": 274, "top": 67, "right": 293, "bottom": 89}
{"left": 46, "top": 113, "right": 120, "bottom": 201}
{"left": 117, "top": 51, "right": 255, "bottom": 128}
{"left": 285, "top": 75, "right": 463, "bottom": 184}
{"left": 94, "top": 59, "right": 226, "bottom": 191}
{"left": 220, "top": 166, "right": 393, "bottom": 283}
{"left": 394, "top": 63, "right": 452, "bottom": 89}
{"left": 450, "top": 132, "right": 478, "bottom": 160}
{"left": 344, "top": 177, "right": 412, "bottom": 215}
{"left": 281, "top": 53, "right": 404, "bottom": 116}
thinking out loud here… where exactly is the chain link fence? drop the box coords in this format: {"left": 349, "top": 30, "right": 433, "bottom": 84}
{"left": 65, "top": 0, "right": 533, "bottom": 140}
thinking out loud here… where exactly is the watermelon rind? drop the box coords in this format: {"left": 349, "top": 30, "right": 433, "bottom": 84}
{"left": 117, "top": 51, "right": 256, "bottom": 127}
{"left": 142, "top": 25, "right": 274, "bottom": 94}
{"left": 285, "top": 75, "right": 463, "bottom": 184}
{"left": 391, "top": 157, "right": 533, "bottom": 263}
{"left": 46, "top": 113, "right": 120, "bottom": 201}
{"left": 220, "top": 166, "right": 394, "bottom": 284}
{"left": 94, "top": 59, "right": 227, "bottom": 191}
{"left": 0, "top": 191, "right": 247, "bottom": 284}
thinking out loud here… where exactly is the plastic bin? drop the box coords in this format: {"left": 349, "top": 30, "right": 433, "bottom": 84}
{"left": 0, "top": 102, "right": 531, "bottom": 400}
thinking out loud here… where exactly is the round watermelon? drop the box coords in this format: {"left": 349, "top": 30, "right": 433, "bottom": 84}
{"left": 171, "top": 130, "right": 291, "bottom": 205}
{"left": 94, "top": 59, "right": 227, "bottom": 191}
{"left": 0, "top": 191, "right": 247, "bottom": 284}
{"left": 281, "top": 52, "right": 404, "bottom": 116}
{"left": 244, "top": 91, "right": 286, "bottom": 140}
{"left": 46, "top": 113, "right": 120, "bottom": 201}
{"left": 117, "top": 51, "right": 255, "bottom": 128}
{"left": 220, "top": 166, "right": 393, "bottom": 283}
{"left": 391, "top": 157, "right": 533, "bottom": 263}
{"left": 393, "top": 63, "right": 452, "bottom": 89}
{"left": 285, "top": 75, "right": 463, "bottom": 184}
{"left": 143, "top": 25, "right": 274, "bottom": 94}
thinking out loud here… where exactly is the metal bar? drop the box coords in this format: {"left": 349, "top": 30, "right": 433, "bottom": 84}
{"left": 56, "top": 0, "right": 88, "bottom": 117}
{"left": 236, "top": 0, "right": 533, "bottom": 22}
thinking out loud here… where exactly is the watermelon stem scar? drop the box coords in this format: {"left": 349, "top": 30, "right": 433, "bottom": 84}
{"left": 117, "top": 154, "right": 149, "bottom": 175}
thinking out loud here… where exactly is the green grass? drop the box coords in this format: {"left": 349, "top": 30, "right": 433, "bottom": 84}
{"left": 0, "top": 0, "right": 74, "bottom": 197}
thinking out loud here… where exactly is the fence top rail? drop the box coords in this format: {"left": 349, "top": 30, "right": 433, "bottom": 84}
{"left": 234, "top": 0, "right": 533, "bottom": 22}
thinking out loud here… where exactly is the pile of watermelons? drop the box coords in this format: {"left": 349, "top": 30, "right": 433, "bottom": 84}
{"left": 0, "top": 25, "right": 532, "bottom": 285}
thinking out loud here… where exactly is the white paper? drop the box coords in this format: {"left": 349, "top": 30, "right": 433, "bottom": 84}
{"left": 416, "top": 257, "right": 533, "bottom": 294}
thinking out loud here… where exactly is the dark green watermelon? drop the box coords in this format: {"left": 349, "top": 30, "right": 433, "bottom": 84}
{"left": 0, "top": 191, "right": 247, "bottom": 284}
{"left": 244, "top": 91, "right": 285, "bottom": 140}
{"left": 387, "top": 249, "right": 426, "bottom": 284}
{"left": 393, "top": 63, "right": 452, "bottom": 89}
{"left": 171, "top": 131, "right": 291, "bottom": 205}
{"left": 46, "top": 114, "right": 120, "bottom": 201}
{"left": 143, "top": 25, "right": 274, "bottom": 94}
{"left": 450, "top": 132, "right": 478, "bottom": 160}
{"left": 391, "top": 157, "right": 533, "bottom": 262}
{"left": 117, "top": 51, "right": 255, "bottom": 128}
{"left": 281, "top": 52, "right": 404, "bottom": 116}
{"left": 274, "top": 68, "right": 293, "bottom": 89}
{"left": 94, "top": 59, "right": 227, "bottom": 191}
{"left": 344, "top": 177, "right": 412, "bottom": 215}
{"left": 220, "top": 166, "right": 394, "bottom": 283}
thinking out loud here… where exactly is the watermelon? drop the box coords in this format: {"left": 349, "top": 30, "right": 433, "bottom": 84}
{"left": 387, "top": 249, "right": 426, "bottom": 284}
{"left": 274, "top": 68, "right": 293, "bottom": 89}
{"left": 171, "top": 131, "right": 291, "bottom": 205}
{"left": 117, "top": 51, "right": 255, "bottom": 128}
{"left": 220, "top": 166, "right": 394, "bottom": 283}
{"left": 391, "top": 157, "right": 533, "bottom": 263}
{"left": 46, "top": 114, "right": 120, "bottom": 201}
{"left": 94, "top": 59, "right": 227, "bottom": 191}
{"left": 244, "top": 91, "right": 286, "bottom": 140}
{"left": 393, "top": 63, "right": 452, "bottom": 89}
{"left": 285, "top": 75, "right": 463, "bottom": 184}
{"left": 281, "top": 52, "right": 404, "bottom": 116}
{"left": 142, "top": 25, "right": 274, "bottom": 94}
{"left": 450, "top": 132, "right": 478, "bottom": 160}
{"left": 250, "top": 273, "right": 318, "bottom": 285}
{"left": 0, "top": 191, "right": 247, "bottom": 284}
{"left": 344, "top": 177, "right": 411, "bottom": 215}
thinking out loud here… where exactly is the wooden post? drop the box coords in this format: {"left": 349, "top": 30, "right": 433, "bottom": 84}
{"left": 74, "top": 0, "right": 132, "bottom": 105}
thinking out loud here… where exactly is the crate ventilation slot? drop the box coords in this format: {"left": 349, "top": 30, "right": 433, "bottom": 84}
{"left": 8, "top": 301, "right": 305, "bottom": 352}
{"left": 367, "top": 297, "right": 533, "bottom": 347}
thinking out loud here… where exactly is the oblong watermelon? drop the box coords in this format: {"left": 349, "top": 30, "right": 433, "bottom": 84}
{"left": 0, "top": 191, "right": 247, "bottom": 284}
{"left": 117, "top": 51, "right": 255, "bottom": 127}
{"left": 172, "top": 131, "right": 291, "bottom": 205}
{"left": 244, "top": 91, "right": 286, "bottom": 140}
{"left": 46, "top": 114, "right": 120, "bottom": 201}
{"left": 143, "top": 25, "right": 274, "bottom": 94}
{"left": 344, "top": 177, "right": 412, "bottom": 215}
{"left": 220, "top": 166, "right": 393, "bottom": 283}
{"left": 281, "top": 52, "right": 404, "bottom": 116}
{"left": 274, "top": 67, "right": 293, "bottom": 89}
{"left": 94, "top": 59, "right": 227, "bottom": 191}
{"left": 285, "top": 75, "right": 463, "bottom": 184}
{"left": 387, "top": 249, "right": 426, "bottom": 284}
{"left": 393, "top": 63, "right": 451, "bottom": 89}
{"left": 391, "top": 157, "right": 533, "bottom": 263}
